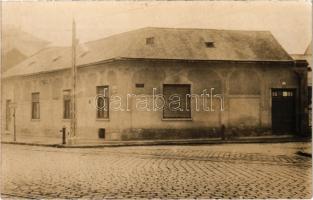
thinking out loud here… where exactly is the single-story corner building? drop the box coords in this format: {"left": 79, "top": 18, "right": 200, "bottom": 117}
{"left": 2, "top": 27, "right": 309, "bottom": 142}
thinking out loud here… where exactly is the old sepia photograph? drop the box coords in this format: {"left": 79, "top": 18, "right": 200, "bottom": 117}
{"left": 1, "top": 1, "right": 312, "bottom": 199}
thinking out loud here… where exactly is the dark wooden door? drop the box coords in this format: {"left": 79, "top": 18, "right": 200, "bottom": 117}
{"left": 271, "top": 89, "right": 296, "bottom": 133}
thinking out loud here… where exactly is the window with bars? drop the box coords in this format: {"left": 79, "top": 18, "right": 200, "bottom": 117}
{"left": 63, "top": 90, "right": 71, "bottom": 119}
{"left": 163, "top": 84, "right": 191, "bottom": 119}
{"left": 31, "top": 93, "right": 40, "bottom": 119}
{"left": 96, "top": 86, "right": 109, "bottom": 119}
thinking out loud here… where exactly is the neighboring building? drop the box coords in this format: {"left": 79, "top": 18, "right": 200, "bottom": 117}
{"left": 2, "top": 26, "right": 49, "bottom": 72}
{"left": 291, "top": 42, "right": 312, "bottom": 128}
{"left": 2, "top": 27, "right": 309, "bottom": 142}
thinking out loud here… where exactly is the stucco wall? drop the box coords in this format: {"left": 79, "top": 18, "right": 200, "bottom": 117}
{"left": 2, "top": 60, "right": 300, "bottom": 141}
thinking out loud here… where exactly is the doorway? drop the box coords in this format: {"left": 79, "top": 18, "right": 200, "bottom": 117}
{"left": 271, "top": 89, "right": 296, "bottom": 133}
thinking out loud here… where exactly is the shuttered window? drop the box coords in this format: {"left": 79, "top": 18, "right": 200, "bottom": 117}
{"left": 63, "top": 90, "right": 71, "bottom": 119}
{"left": 163, "top": 84, "right": 191, "bottom": 119}
{"left": 97, "top": 86, "right": 109, "bottom": 119}
{"left": 31, "top": 93, "right": 40, "bottom": 119}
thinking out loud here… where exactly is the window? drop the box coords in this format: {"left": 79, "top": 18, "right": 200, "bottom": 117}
{"left": 63, "top": 90, "right": 71, "bottom": 119}
{"left": 146, "top": 37, "right": 154, "bottom": 45}
{"left": 272, "top": 90, "right": 294, "bottom": 97}
{"left": 31, "top": 93, "right": 40, "bottom": 119}
{"left": 163, "top": 84, "right": 191, "bottom": 119}
{"left": 96, "top": 86, "right": 109, "bottom": 119}
{"left": 205, "top": 42, "right": 215, "bottom": 48}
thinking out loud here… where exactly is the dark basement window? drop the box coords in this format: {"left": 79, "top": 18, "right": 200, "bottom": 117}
{"left": 146, "top": 37, "right": 155, "bottom": 45}
{"left": 136, "top": 83, "right": 145, "bottom": 88}
{"left": 205, "top": 42, "right": 215, "bottom": 48}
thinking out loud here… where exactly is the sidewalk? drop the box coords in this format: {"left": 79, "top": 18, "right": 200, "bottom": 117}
{"left": 1, "top": 133, "right": 311, "bottom": 149}
{"left": 1, "top": 134, "right": 61, "bottom": 147}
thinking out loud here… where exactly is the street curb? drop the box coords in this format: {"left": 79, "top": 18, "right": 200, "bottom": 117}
{"left": 2, "top": 137, "right": 311, "bottom": 148}
{"left": 58, "top": 137, "right": 311, "bottom": 148}
{"left": 1, "top": 141, "right": 59, "bottom": 147}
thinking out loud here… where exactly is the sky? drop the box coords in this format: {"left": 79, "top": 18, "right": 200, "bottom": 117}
{"left": 2, "top": 1, "right": 312, "bottom": 54}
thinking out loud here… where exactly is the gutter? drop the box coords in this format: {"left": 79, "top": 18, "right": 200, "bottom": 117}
{"left": 3, "top": 57, "right": 295, "bottom": 79}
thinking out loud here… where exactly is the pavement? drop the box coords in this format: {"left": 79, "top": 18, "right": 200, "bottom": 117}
{"left": 1, "top": 142, "right": 312, "bottom": 199}
{"left": 1, "top": 133, "right": 311, "bottom": 149}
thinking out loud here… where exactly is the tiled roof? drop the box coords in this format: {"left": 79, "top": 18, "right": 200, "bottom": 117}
{"left": 4, "top": 27, "right": 293, "bottom": 78}
{"left": 305, "top": 42, "right": 312, "bottom": 55}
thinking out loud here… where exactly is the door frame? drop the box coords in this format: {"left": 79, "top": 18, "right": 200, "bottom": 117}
{"left": 271, "top": 88, "right": 297, "bottom": 133}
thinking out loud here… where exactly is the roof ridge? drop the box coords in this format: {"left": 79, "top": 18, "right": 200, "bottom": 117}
{"left": 82, "top": 27, "right": 272, "bottom": 46}
{"left": 142, "top": 26, "right": 271, "bottom": 33}
{"left": 83, "top": 27, "right": 148, "bottom": 45}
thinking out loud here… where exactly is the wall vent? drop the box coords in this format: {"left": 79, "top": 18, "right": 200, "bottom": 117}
{"left": 136, "top": 83, "right": 145, "bottom": 88}
{"left": 205, "top": 42, "right": 215, "bottom": 48}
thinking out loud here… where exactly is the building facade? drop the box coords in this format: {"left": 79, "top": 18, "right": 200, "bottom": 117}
{"left": 2, "top": 27, "right": 309, "bottom": 142}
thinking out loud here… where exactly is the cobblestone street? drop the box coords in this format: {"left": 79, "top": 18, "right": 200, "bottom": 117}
{"left": 1, "top": 143, "right": 312, "bottom": 199}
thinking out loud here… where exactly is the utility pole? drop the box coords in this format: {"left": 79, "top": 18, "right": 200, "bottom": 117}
{"left": 70, "top": 19, "right": 78, "bottom": 140}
